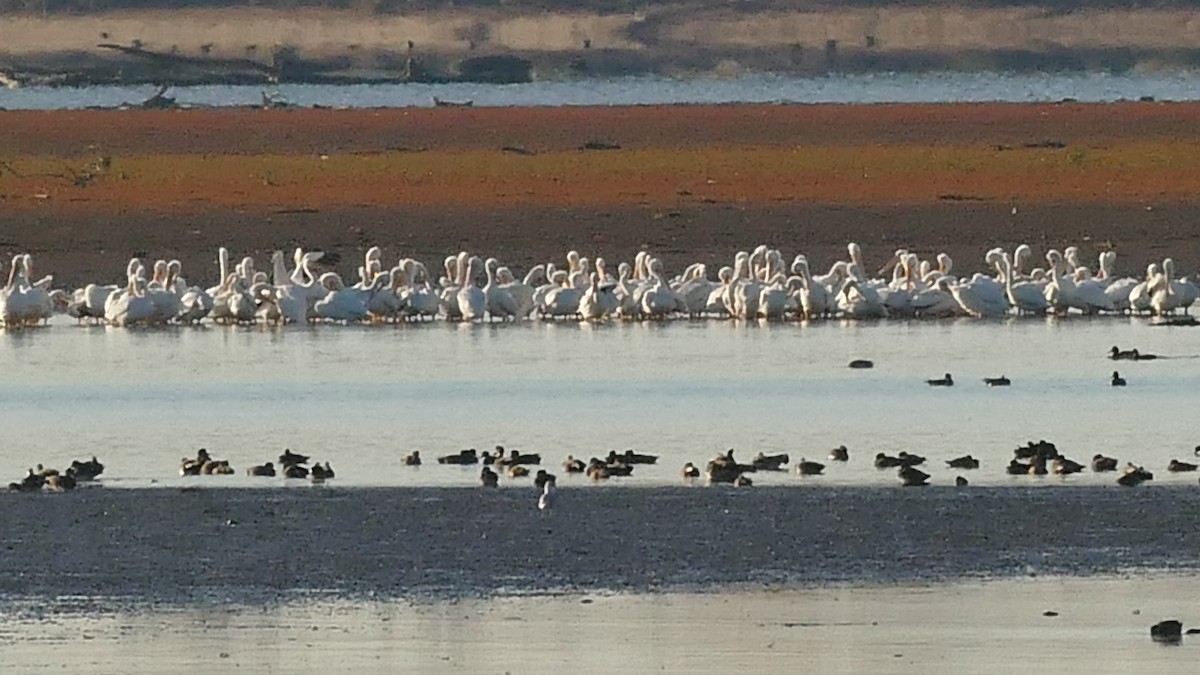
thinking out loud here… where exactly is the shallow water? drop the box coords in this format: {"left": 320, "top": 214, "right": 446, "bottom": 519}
{"left": 1, "top": 576, "right": 1197, "bottom": 674}
{"left": 1, "top": 317, "right": 1197, "bottom": 487}
{"left": 2, "top": 71, "right": 1199, "bottom": 110}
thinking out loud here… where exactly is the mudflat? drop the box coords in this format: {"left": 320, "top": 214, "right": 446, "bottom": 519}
{"left": 2, "top": 103, "right": 1199, "bottom": 286}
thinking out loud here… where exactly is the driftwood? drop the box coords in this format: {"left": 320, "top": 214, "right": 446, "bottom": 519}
{"left": 433, "top": 96, "right": 473, "bottom": 108}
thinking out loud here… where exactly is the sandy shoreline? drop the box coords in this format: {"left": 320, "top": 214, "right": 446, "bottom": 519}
{"left": 3, "top": 485, "right": 1199, "bottom": 602}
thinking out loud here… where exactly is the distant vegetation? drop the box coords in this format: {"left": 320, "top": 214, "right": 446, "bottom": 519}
{"left": 7, "top": 0, "right": 1200, "bottom": 13}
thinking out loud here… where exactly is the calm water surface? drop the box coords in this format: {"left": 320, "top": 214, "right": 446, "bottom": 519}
{"left": 1, "top": 317, "right": 1197, "bottom": 487}
{"left": 3, "top": 71, "right": 1200, "bottom": 110}
{"left": 0, "top": 575, "right": 1196, "bottom": 674}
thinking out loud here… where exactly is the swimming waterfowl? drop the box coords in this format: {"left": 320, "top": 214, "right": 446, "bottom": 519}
{"left": 946, "top": 455, "right": 980, "bottom": 469}
{"left": 1052, "top": 457, "right": 1085, "bottom": 475}
{"left": 899, "top": 465, "right": 930, "bottom": 486}
{"left": 752, "top": 452, "right": 790, "bottom": 471}
{"left": 1109, "top": 346, "right": 1137, "bottom": 360}
{"left": 1110, "top": 346, "right": 1159, "bottom": 361}
{"left": 508, "top": 465, "right": 531, "bottom": 478}
{"left": 829, "top": 445, "right": 849, "bottom": 462}
{"left": 682, "top": 462, "right": 701, "bottom": 479}
{"left": 498, "top": 447, "right": 542, "bottom": 466}
{"left": 247, "top": 462, "right": 275, "bottom": 477}
{"left": 955, "top": 476, "right": 969, "bottom": 487}
{"left": 563, "top": 456, "right": 586, "bottom": 473}
{"left": 897, "top": 451, "right": 925, "bottom": 467}
{"left": 587, "top": 462, "right": 610, "bottom": 481}
{"left": 1111, "top": 371, "right": 1127, "bottom": 386}
{"left": 1091, "top": 454, "right": 1119, "bottom": 472}
{"left": 310, "top": 462, "right": 334, "bottom": 482}
{"left": 1118, "top": 465, "right": 1153, "bottom": 486}
{"left": 534, "top": 469, "right": 557, "bottom": 489}
{"left": 1168, "top": 459, "right": 1198, "bottom": 472}
{"left": 926, "top": 373, "right": 954, "bottom": 386}
{"left": 44, "top": 473, "right": 77, "bottom": 491}
{"left": 874, "top": 453, "right": 903, "bottom": 469}
{"left": 1027, "top": 457, "right": 1049, "bottom": 476}
{"left": 611, "top": 449, "right": 658, "bottom": 465}
{"left": 403, "top": 451, "right": 421, "bottom": 466}
{"left": 480, "top": 466, "right": 499, "bottom": 487}
{"left": 208, "top": 460, "right": 235, "bottom": 475}
{"left": 438, "top": 449, "right": 479, "bottom": 465}
{"left": 1006, "top": 459, "right": 1031, "bottom": 475}
{"left": 180, "top": 449, "right": 212, "bottom": 476}
{"left": 279, "top": 449, "right": 309, "bottom": 466}
{"left": 66, "top": 456, "right": 104, "bottom": 481}
{"left": 283, "top": 463, "right": 309, "bottom": 479}
{"left": 734, "top": 475, "right": 754, "bottom": 487}
{"left": 983, "top": 376, "right": 1011, "bottom": 387}
{"left": 795, "top": 458, "right": 825, "bottom": 476}
{"left": 1014, "top": 440, "right": 1059, "bottom": 461}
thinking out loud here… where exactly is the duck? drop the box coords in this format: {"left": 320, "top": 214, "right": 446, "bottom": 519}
{"left": 45, "top": 473, "right": 77, "bottom": 492}
{"left": 403, "top": 451, "right": 421, "bottom": 466}
{"left": 563, "top": 456, "right": 586, "bottom": 473}
{"left": 180, "top": 448, "right": 212, "bottom": 476}
{"left": 66, "top": 456, "right": 104, "bottom": 481}
{"left": 926, "top": 373, "right": 954, "bottom": 387}
{"left": 1027, "top": 457, "right": 1049, "bottom": 476}
{"left": 534, "top": 469, "right": 557, "bottom": 489}
{"left": 829, "top": 445, "right": 849, "bottom": 462}
{"left": 613, "top": 449, "right": 658, "bottom": 465}
{"left": 897, "top": 451, "right": 925, "bottom": 467}
{"left": 1168, "top": 459, "right": 1198, "bottom": 472}
{"left": 733, "top": 475, "right": 754, "bottom": 487}
{"left": 1006, "top": 459, "right": 1032, "bottom": 475}
{"left": 283, "top": 463, "right": 309, "bottom": 479}
{"left": 1091, "top": 454, "right": 1119, "bottom": 472}
{"left": 279, "top": 449, "right": 310, "bottom": 466}
{"left": 508, "top": 466, "right": 531, "bottom": 478}
{"left": 438, "top": 449, "right": 479, "bottom": 465}
{"left": 899, "top": 465, "right": 930, "bottom": 486}
{"left": 1118, "top": 464, "right": 1153, "bottom": 486}
{"left": 247, "top": 462, "right": 275, "bottom": 477}
{"left": 204, "top": 460, "right": 234, "bottom": 475}
{"left": 682, "top": 462, "right": 701, "bottom": 479}
{"left": 874, "top": 453, "right": 903, "bottom": 469}
{"left": 1111, "top": 371, "right": 1127, "bottom": 387}
{"left": 752, "top": 452, "right": 790, "bottom": 471}
{"left": 983, "top": 376, "right": 1011, "bottom": 387}
{"left": 1052, "top": 457, "right": 1085, "bottom": 475}
{"left": 946, "top": 455, "right": 980, "bottom": 469}
{"left": 310, "top": 462, "right": 334, "bottom": 481}
{"left": 955, "top": 476, "right": 969, "bottom": 487}
{"left": 497, "top": 447, "right": 542, "bottom": 466}
{"left": 1110, "top": 346, "right": 1159, "bottom": 361}
{"left": 480, "top": 466, "right": 499, "bottom": 487}
{"left": 795, "top": 458, "right": 825, "bottom": 476}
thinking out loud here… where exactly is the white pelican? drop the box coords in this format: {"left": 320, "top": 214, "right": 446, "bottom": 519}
{"left": 483, "top": 258, "right": 519, "bottom": 321}
{"left": 456, "top": 257, "right": 486, "bottom": 322}
{"left": 1002, "top": 252, "right": 1048, "bottom": 315}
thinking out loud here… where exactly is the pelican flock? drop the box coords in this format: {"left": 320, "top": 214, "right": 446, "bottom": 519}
{"left": 0, "top": 243, "right": 1196, "bottom": 329}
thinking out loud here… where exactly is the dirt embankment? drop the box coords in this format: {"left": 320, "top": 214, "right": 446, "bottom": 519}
{"left": 2, "top": 103, "right": 1199, "bottom": 287}
{"left": 5, "top": 6, "right": 1200, "bottom": 81}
